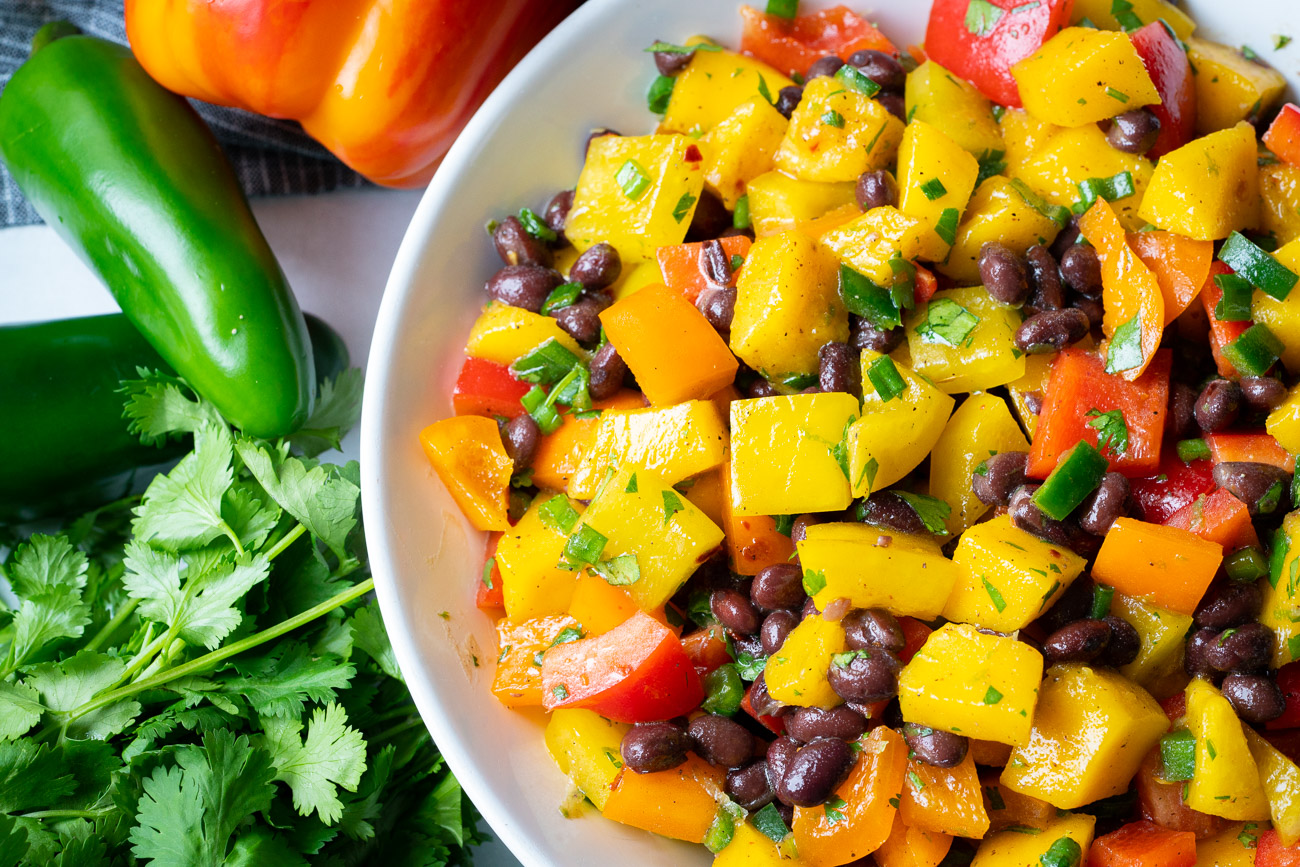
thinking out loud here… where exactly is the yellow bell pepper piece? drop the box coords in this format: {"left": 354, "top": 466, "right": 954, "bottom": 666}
{"left": 998, "top": 109, "right": 1064, "bottom": 179}
{"left": 568, "top": 400, "right": 728, "bottom": 500}
{"left": 1262, "top": 163, "right": 1300, "bottom": 248}
{"left": 944, "top": 514, "right": 1087, "bottom": 632}
{"left": 544, "top": 708, "right": 629, "bottom": 811}
{"left": 745, "top": 170, "right": 858, "bottom": 239}
{"left": 1268, "top": 385, "right": 1300, "bottom": 454}
{"left": 1001, "top": 664, "right": 1166, "bottom": 809}
{"left": 1196, "top": 822, "right": 1263, "bottom": 866}
{"left": 1185, "top": 678, "right": 1271, "bottom": 822}
{"left": 464, "top": 303, "right": 584, "bottom": 367}
{"left": 1262, "top": 511, "right": 1300, "bottom": 667}
{"left": 661, "top": 42, "right": 793, "bottom": 136}
{"left": 498, "top": 496, "right": 583, "bottom": 622}
{"left": 731, "top": 229, "right": 847, "bottom": 380}
{"left": 701, "top": 97, "right": 790, "bottom": 209}
{"left": 1139, "top": 122, "right": 1261, "bottom": 241}
{"left": 1012, "top": 27, "right": 1161, "bottom": 128}
{"left": 775, "top": 76, "right": 905, "bottom": 184}
{"left": 820, "top": 206, "right": 932, "bottom": 287}
{"left": 1253, "top": 239, "right": 1300, "bottom": 374}
{"left": 905, "top": 287, "right": 1026, "bottom": 394}
{"left": 848, "top": 350, "right": 955, "bottom": 497}
{"left": 419, "top": 416, "right": 512, "bottom": 532}
{"left": 1110, "top": 592, "right": 1195, "bottom": 691}
{"left": 897, "top": 120, "right": 981, "bottom": 262}
{"left": 941, "top": 177, "right": 1064, "bottom": 284}
{"left": 713, "top": 822, "right": 796, "bottom": 866}
{"left": 1017, "top": 124, "right": 1154, "bottom": 232}
{"left": 1071, "top": 0, "right": 1194, "bottom": 40}
{"left": 928, "top": 395, "right": 1030, "bottom": 535}
{"left": 729, "top": 393, "right": 859, "bottom": 517}
{"left": 797, "top": 522, "right": 961, "bottom": 621}
{"left": 566, "top": 133, "right": 705, "bottom": 262}
{"left": 1188, "top": 38, "right": 1287, "bottom": 136}
{"left": 904, "top": 60, "right": 1004, "bottom": 158}
{"left": 971, "top": 812, "right": 1096, "bottom": 867}
{"left": 1245, "top": 727, "right": 1300, "bottom": 846}
{"left": 577, "top": 466, "right": 724, "bottom": 611}
{"left": 899, "top": 623, "right": 1045, "bottom": 747}
{"left": 765, "top": 612, "right": 847, "bottom": 707}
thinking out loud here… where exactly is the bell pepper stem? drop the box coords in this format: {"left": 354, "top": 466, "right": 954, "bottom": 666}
{"left": 32, "top": 21, "right": 82, "bottom": 54}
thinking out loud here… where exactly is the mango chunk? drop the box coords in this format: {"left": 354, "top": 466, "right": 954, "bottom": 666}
{"left": 905, "top": 60, "right": 1004, "bottom": 158}
{"left": 1185, "top": 677, "right": 1271, "bottom": 822}
{"left": 944, "top": 514, "right": 1087, "bottom": 632}
{"left": 765, "top": 613, "right": 846, "bottom": 707}
{"left": 1253, "top": 239, "right": 1300, "bottom": 375}
{"left": 1012, "top": 27, "right": 1161, "bottom": 127}
{"left": 544, "top": 708, "right": 629, "bottom": 810}
{"left": 1070, "top": 0, "right": 1194, "bottom": 39}
{"left": 745, "top": 170, "right": 858, "bottom": 239}
{"left": 700, "top": 96, "right": 789, "bottom": 209}
{"left": 1261, "top": 163, "right": 1300, "bottom": 248}
{"left": 499, "top": 496, "right": 583, "bottom": 622}
{"left": 905, "top": 287, "right": 1026, "bottom": 394}
{"left": 661, "top": 44, "right": 793, "bottom": 136}
{"left": 940, "top": 177, "right": 1064, "bottom": 284}
{"left": 1111, "top": 593, "right": 1195, "bottom": 691}
{"left": 729, "top": 393, "right": 859, "bottom": 517}
{"left": 999, "top": 109, "right": 1064, "bottom": 179}
{"left": 899, "top": 623, "right": 1044, "bottom": 747}
{"left": 1262, "top": 512, "right": 1300, "bottom": 667}
{"left": 819, "top": 206, "right": 934, "bottom": 286}
{"left": 897, "top": 120, "right": 981, "bottom": 261}
{"left": 1245, "top": 726, "right": 1300, "bottom": 846}
{"left": 1195, "top": 822, "right": 1264, "bottom": 866}
{"left": 1270, "top": 388, "right": 1300, "bottom": 463}
{"left": 1188, "top": 38, "right": 1287, "bottom": 135}
{"left": 1016, "top": 124, "right": 1154, "bottom": 232}
{"left": 928, "top": 395, "right": 1031, "bottom": 535}
{"left": 775, "top": 76, "right": 905, "bottom": 183}
{"left": 713, "top": 822, "right": 792, "bottom": 865}
{"left": 465, "top": 303, "right": 584, "bottom": 367}
{"left": 1001, "top": 664, "right": 1166, "bottom": 809}
{"left": 972, "top": 812, "right": 1096, "bottom": 867}
{"left": 1139, "top": 122, "right": 1260, "bottom": 241}
{"left": 798, "top": 522, "right": 961, "bottom": 621}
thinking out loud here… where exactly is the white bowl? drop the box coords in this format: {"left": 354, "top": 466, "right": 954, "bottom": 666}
{"left": 362, "top": 3, "right": 1298, "bottom": 864}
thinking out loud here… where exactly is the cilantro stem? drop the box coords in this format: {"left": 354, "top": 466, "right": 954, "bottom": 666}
{"left": 370, "top": 716, "right": 426, "bottom": 745}
{"left": 221, "top": 519, "right": 247, "bottom": 558}
{"left": 21, "top": 809, "right": 112, "bottom": 820}
{"left": 264, "top": 523, "right": 307, "bottom": 561}
{"left": 82, "top": 597, "right": 140, "bottom": 653}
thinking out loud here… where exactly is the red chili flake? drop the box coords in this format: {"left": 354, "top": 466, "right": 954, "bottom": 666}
{"left": 684, "top": 144, "right": 703, "bottom": 163}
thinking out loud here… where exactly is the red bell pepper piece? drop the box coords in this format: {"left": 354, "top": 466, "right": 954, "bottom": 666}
{"left": 655, "top": 235, "right": 752, "bottom": 304}
{"left": 1267, "top": 662, "right": 1300, "bottom": 731}
{"left": 898, "top": 616, "right": 932, "bottom": 664}
{"left": 681, "top": 625, "right": 732, "bottom": 676}
{"left": 914, "top": 264, "right": 939, "bottom": 307}
{"left": 1259, "top": 830, "right": 1300, "bottom": 867}
{"left": 923, "top": 0, "right": 1074, "bottom": 108}
{"left": 1201, "top": 262, "right": 1252, "bottom": 379}
{"left": 739, "top": 4, "right": 896, "bottom": 79}
{"left": 476, "top": 532, "right": 504, "bottom": 609}
{"left": 741, "top": 684, "right": 787, "bottom": 735}
{"left": 1161, "top": 692, "right": 1186, "bottom": 725}
{"left": 541, "top": 611, "right": 704, "bottom": 723}
{"left": 1090, "top": 820, "right": 1196, "bottom": 867}
{"left": 1164, "top": 488, "right": 1260, "bottom": 551}
{"left": 1129, "top": 452, "right": 1216, "bottom": 525}
{"left": 1130, "top": 22, "right": 1197, "bottom": 159}
{"left": 452, "top": 357, "right": 529, "bottom": 418}
{"left": 1027, "top": 348, "right": 1171, "bottom": 480}
{"left": 1265, "top": 104, "right": 1300, "bottom": 168}
{"left": 1265, "top": 729, "right": 1300, "bottom": 765}
{"left": 1207, "top": 431, "right": 1297, "bottom": 473}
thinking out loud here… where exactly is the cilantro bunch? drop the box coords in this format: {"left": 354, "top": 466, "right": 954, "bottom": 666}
{"left": 0, "top": 370, "right": 482, "bottom": 866}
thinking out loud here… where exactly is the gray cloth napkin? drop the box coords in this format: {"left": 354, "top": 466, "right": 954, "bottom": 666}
{"left": 0, "top": 0, "right": 369, "bottom": 227}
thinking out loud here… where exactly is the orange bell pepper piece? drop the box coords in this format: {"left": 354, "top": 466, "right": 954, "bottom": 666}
{"left": 477, "top": 533, "right": 504, "bottom": 610}
{"left": 1080, "top": 200, "right": 1165, "bottom": 381}
{"left": 530, "top": 390, "right": 646, "bottom": 491}
{"left": 1207, "top": 431, "right": 1297, "bottom": 473}
{"left": 1092, "top": 518, "right": 1224, "bottom": 615}
{"left": 491, "top": 614, "right": 580, "bottom": 708}
{"left": 682, "top": 467, "right": 727, "bottom": 529}
{"left": 793, "top": 726, "right": 909, "bottom": 866}
{"left": 1128, "top": 230, "right": 1213, "bottom": 325}
{"left": 1165, "top": 488, "right": 1261, "bottom": 551}
{"left": 124, "top": 0, "right": 578, "bottom": 186}
{"left": 739, "top": 4, "right": 896, "bottom": 79}
{"left": 901, "top": 752, "right": 990, "bottom": 839}
{"left": 655, "top": 236, "right": 752, "bottom": 304}
{"left": 1201, "top": 262, "right": 1253, "bottom": 378}
{"left": 1090, "top": 819, "right": 1197, "bottom": 867}
{"left": 419, "top": 415, "right": 512, "bottom": 531}
{"left": 874, "top": 813, "right": 952, "bottom": 867}
{"left": 720, "top": 462, "right": 796, "bottom": 576}
{"left": 567, "top": 571, "right": 641, "bottom": 636}
{"left": 981, "top": 772, "right": 1057, "bottom": 833}
{"left": 602, "top": 754, "right": 725, "bottom": 843}
{"left": 681, "top": 625, "right": 732, "bottom": 676}
{"left": 600, "top": 283, "right": 739, "bottom": 407}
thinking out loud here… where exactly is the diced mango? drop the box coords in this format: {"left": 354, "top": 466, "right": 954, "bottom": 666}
{"left": 1001, "top": 664, "right": 1167, "bottom": 809}
{"left": 493, "top": 614, "right": 582, "bottom": 708}
{"left": 419, "top": 415, "right": 512, "bottom": 532}
{"left": 465, "top": 303, "right": 584, "bottom": 367}
{"left": 729, "top": 393, "right": 859, "bottom": 516}
{"left": 798, "top": 522, "right": 961, "bottom": 621}
{"left": 713, "top": 822, "right": 793, "bottom": 865}
{"left": 576, "top": 466, "right": 724, "bottom": 611}
{"left": 566, "top": 133, "right": 705, "bottom": 261}
{"left": 941, "top": 177, "right": 1064, "bottom": 284}
{"left": 820, "top": 206, "right": 933, "bottom": 286}
{"left": 899, "top": 624, "right": 1045, "bottom": 747}
{"left": 1016, "top": 124, "right": 1154, "bottom": 232}
{"left": 1139, "top": 122, "right": 1260, "bottom": 241}
{"left": 1188, "top": 38, "right": 1288, "bottom": 135}
{"left": 544, "top": 708, "right": 630, "bottom": 810}
{"left": 1013, "top": 28, "right": 1161, "bottom": 127}
{"left": 765, "top": 613, "right": 847, "bottom": 707}
{"left": 1261, "top": 163, "right": 1300, "bottom": 247}
{"left": 905, "top": 287, "right": 1026, "bottom": 394}
{"left": 1196, "top": 822, "right": 1262, "bottom": 866}
{"left": 568, "top": 400, "right": 728, "bottom": 500}
{"left": 849, "top": 350, "right": 955, "bottom": 497}
{"left": 499, "top": 497, "right": 583, "bottom": 622}
{"left": 944, "top": 514, "right": 1087, "bottom": 632}
{"left": 905, "top": 60, "right": 1004, "bottom": 158}
{"left": 775, "top": 75, "right": 905, "bottom": 183}
{"left": 928, "top": 395, "right": 1031, "bottom": 535}
{"left": 700, "top": 96, "right": 789, "bottom": 209}
{"left": 731, "top": 230, "right": 848, "bottom": 379}
{"left": 971, "top": 812, "right": 1096, "bottom": 867}
{"left": 1185, "top": 678, "right": 1271, "bottom": 822}
{"left": 609, "top": 258, "right": 664, "bottom": 301}
{"left": 603, "top": 754, "right": 726, "bottom": 843}
{"left": 746, "top": 170, "right": 859, "bottom": 238}
{"left": 1245, "top": 727, "right": 1300, "bottom": 846}
{"left": 897, "top": 121, "right": 981, "bottom": 261}
{"left": 1111, "top": 592, "right": 1195, "bottom": 691}
{"left": 1270, "top": 386, "right": 1300, "bottom": 455}
{"left": 981, "top": 773, "right": 1058, "bottom": 833}
{"left": 1262, "top": 512, "right": 1300, "bottom": 667}
{"left": 1071, "top": 0, "right": 1194, "bottom": 37}
{"left": 999, "top": 109, "right": 1064, "bottom": 179}
{"left": 661, "top": 44, "right": 794, "bottom": 136}
{"left": 1253, "top": 240, "right": 1300, "bottom": 374}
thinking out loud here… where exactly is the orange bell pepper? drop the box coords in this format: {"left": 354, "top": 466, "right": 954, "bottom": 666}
{"left": 124, "top": 0, "right": 578, "bottom": 186}
{"left": 681, "top": 625, "right": 732, "bottom": 676}
{"left": 602, "top": 754, "right": 725, "bottom": 843}
{"left": 419, "top": 415, "right": 512, "bottom": 531}
{"left": 1090, "top": 820, "right": 1197, "bottom": 867}
{"left": 477, "top": 532, "right": 504, "bottom": 610}
{"left": 600, "top": 283, "right": 739, "bottom": 407}
{"left": 566, "top": 571, "right": 641, "bottom": 636}
{"left": 720, "top": 462, "right": 796, "bottom": 576}
{"left": 1207, "top": 431, "right": 1297, "bottom": 473}
{"left": 1128, "top": 231, "right": 1213, "bottom": 325}
{"left": 1201, "top": 262, "right": 1253, "bottom": 378}
{"left": 739, "top": 4, "right": 895, "bottom": 79}
{"left": 1265, "top": 104, "right": 1300, "bottom": 168}
{"left": 530, "top": 390, "right": 646, "bottom": 491}
{"left": 656, "top": 236, "right": 752, "bottom": 304}
{"left": 793, "top": 726, "right": 908, "bottom": 866}
{"left": 491, "top": 614, "right": 580, "bottom": 708}
{"left": 901, "top": 752, "right": 990, "bottom": 839}
{"left": 874, "top": 814, "right": 952, "bottom": 867}
{"left": 1092, "top": 518, "right": 1224, "bottom": 615}
{"left": 1165, "top": 488, "right": 1261, "bottom": 552}
{"left": 981, "top": 772, "right": 1057, "bottom": 833}
{"left": 1080, "top": 200, "right": 1165, "bottom": 381}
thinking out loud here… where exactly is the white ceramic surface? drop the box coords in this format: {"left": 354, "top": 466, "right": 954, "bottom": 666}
{"left": 362, "top": 3, "right": 1300, "bottom": 865}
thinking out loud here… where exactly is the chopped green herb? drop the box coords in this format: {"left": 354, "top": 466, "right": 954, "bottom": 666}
{"left": 1040, "top": 836, "right": 1083, "bottom": 867}
{"left": 540, "top": 281, "right": 583, "bottom": 315}
{"left": 907, "top": 770, "right": 926, "bottom": 791}
{"left": 983, "top": 685, "right": 1004, "bottom": 704}
{"left": 1160, "top": 729, "right": 1196, "bottom": 781}
{"left": 1009, "top": 178, "right": 1072, "bottom": 227}
{"left": 1220, "top": 231, "right": 1298, "bottom": 300}
{"left": 539, "top": 496, "right": 581, "bottom": 534}
{"left": 983, "top": 577, "right": 1008, "bottom": 613}
{"left": 803, "top": 568, "right": 828, "bottom": 596}
{"left": 615, "top": 159, "right": 652, "bottom": 199}
{"left": 987, "top": 786, "right": 1007, "bottom": 810}
{"left": 1177, "top": 438, "right": 1211, "bottom": 463}
{"left": 821, "top": 109, "right": 846, "bottom": 128}
{"left": 646, "top": 74, "right": 675, "bottom": 114}
{"left": 835, "top": 64, "right": 882, "bottom": 97}
{"left": 1275, "top": 35, "right": 1293, "bottom": 51}
{"left": 733, "top": 194, "right": 751, "bottom": 230}
{"left": 662, "top": 490, "right": 687, "bottom": 523}
{"left": 482, "top": 556, "right": 496, "bottom": 589}
{"left": 1214, "top": 272, "right": 1257, "bottom": 321}
{"left": 1242, "top": 44, "right": 1261, "bottom": 61}
{"left": 1086, "top": 408, "right": 1130, "bottom": 457}
{"left": 625, "top": 473, "right": 639, "bottom": 494}
{"left": 563, "top": 524, "right": 608, "bottom": 567}
{"left": 917, "top": 297, "right": 981, "bottom": 347}
{"left": 552, "top": 684, "right": 569, "bottom": 699}
{"left": 511, "top": 337, "right": 582, "bottom": 385}
{"left": 1225, "top": 547, "right": 1268, "bottom": 583}
{"left": 824, "top": 795, "right": 849, "bottom": 824}
{"left": 701, "top": 664, "right": 744, "bottom": 716}
{"left": 591, "top": 553, "right": 641, "bottom": 586}
{"left": 1105, "top": 314, "right": 1145, "bottom": 374}
{"left": 518, "top": 207, "right": 557, "bottom": 243}
{"left": 672, "top": 191, "right": 698, "bottom": 224}
{"left": 1074, "top": 171, "right": 1137, "bottom": 213}
{"left": 702, "top": 805, "right": 736, "bottom": 854}
{"left": 1110, "top": 0, "right": 1143, "bottom": 31}
{"left": 757, "top": 73, "right": 774, "bottom": 105}
{"left": 965, "top": 0, "right": 1005, "bottom": 36}
{"left": 1106, "top": 87, "right": 1130, "bottom": 103}
{"left": 550, "top": 627, "right": 584, "bottom": 647}
{"left": 1090, "top": 584, "right": 1115, "bottom": 620}
{"left": 893, "top": 491, "right": 952, "bottom": 536}
{"left": 753, "top": 802, "right": 791, "bottom": 842}
{"left": 866, "top": 355, "right": 909, "bottom": 402}
{"left": 920, "top": 177, "right": 949, "bottom": 201}
{"left": 976, "top": 149, "right": 1009, "bottom": 186}
{"left": 644, "top": 40, "right": 722, "bottom": 55}
{"left": 840, "top": 264, "right": 903, "bottom": 330}
{"left": 934, "top": 207, "right": 960, "bottom": 246}
{"left": 992, "top": 104, "right": 1007, "bottom": 123}
{"left": 765, "top": 0, "right": 799, "bottom": 19}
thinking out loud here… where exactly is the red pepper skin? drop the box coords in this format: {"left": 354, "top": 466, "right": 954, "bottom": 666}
{"left": 1130, "top": 22, "right": 1197, "bottom": 159}
{"left": 1164, "top": 488, "right": 1260, "bottom": 551}
{"left": 1202, "top": 262, "right": 1252, "bottom": 378}
{"left": 1258, "top": 830, "right": 1300, "bottom": 867}
{"left": 1206, "top": 431, "right": 1297, "bottom": 473}
{"left": 681, "top": 626, "right": 732, "bottom": 677}
{"left": 1160, "top": 692, "right": 1186, "bottom": 724}
{"left": 741, "top": 685, "right": 787, "bottom": 735}
{"left": 476, "top": 533, "right": 504, "bottom": 610}
{"left": 452, "top": 357, "right": 529, "bottom": 419}
{"left": 541, "top": 611, "right": 704, "bottom": 723}
{"left": 898, "top": 616, "right": 932, "bottom": 663}
{"left": 1265, "top": 104, "right": 1300, "bottom": 168}
{"left": 1267, "top": 663, "right": 1300, "bottom": 731}
{"left": 923, "top": 0, "right": 1075, "bottom": 108}
{"left": 740, "top": 4, "right": 896, "bottom": 79}
{"left": 1129, "top": 453, "right": 1216, "bottom": 525}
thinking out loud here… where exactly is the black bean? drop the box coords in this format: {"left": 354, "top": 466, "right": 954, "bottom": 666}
{"left": 791, "top": 514, "right": 821, "bottom": 545}
{"left": 485, "top": 264, "right": 563, "bottom": 312}
{"left": 697, "top": 286, "right": 737, "bottom": 333}
{"left": 1059, "top": 244, "right": 1103, "bottom": 295}
{"left": 851, "top": 315, "right": 905, "bottom": 353}
{"left": 1077, "top": 472, "right": 1130, "bottom": 536}
{"left": 855, "top": 170, "right": 899, "bottom": 212}
{"left": 621, "top": 722, "right": 691, "bottom": 773}
{"left": 779, "top": 738, "right": 855, "bottom": 807}
{"left": 726, "top": 761, "right": 775, "bottom": 811}
{"left": 1101, "top": 615, "right": 1141, "bottom": 667}
{"left": 1241, "top": 376, "right": 1289, "bottom": 413}
{"left": 827, "top": 647, "right": 901, "bottom": 703}
{"left": 1185, "top": 626, "right": 1219, "bottom": 678}
{"left": 701, "top": 239, "right": 734, "bottom": 288}
{"left": 712, "top": 588, "right": 761, "bottom": 636}
{"left": 653, "top": 44, "right": 694, "bottom": 76}
{"left": 749, "top": 672, "right": 786, "bottom": 718}
{"left": 543, "top": 189, "right": 574, "bottom": 237}
{"left": 805, "top": 54, "right": 845, "bottom": 80}
{"left": 752, "top": 563, "right": 807, "bottom": 612}
{"left": 858, "top": 491, "right": 930, "bottom": 536}
{"left": 1015, "top": 309, "right": 1091, "bottom": 355}
{"left": 842, "top": 608, "right": 906, "bottom": 654}
{"left": 973, "top": 451, "right": 1030, "bottom": 507}
{"left": 1107, "top": 109, "right": 1162, "bottom": 155}
{"left": 814, "top": 343, "right": 854, "bottom": 395}
{"left": 588, "top": 342, "right": 628, "bottom": 401}
{"left": 1195, "top": 580, "right": 1263, "bottom": 631}
{"left": 875, "top": 92, "right": 906, "bottom": 122}
{"left": 1205, "top": 623, "right": 1273, "bottom": 674}
{"left": 585, "top": 128, "right": 620, "bottom": 156}
{"left": 492, "top": 215, "right": 553, "bottom": 268}
{"left": 775, "top": 85, "right": 804, "bottom": 119}
{"left": 1213, "top": 462, "right": 1293, "bottom": 516}
{"left": 1194, "top": 379, "right": 1243, "bottom": 433}
{"left": 733, "top": 633, "right": 765, "bottom": 665}
{"left": 1025, "top": 245, "right": 1065, "bottom": 313}
{"left": 552, "top": 297, "right": 603, "bottom": 344}
{"left": 570, "top": 243, "right": 622, "bottom": 291}
{"left": 801, "top": 597, "right": 821, "bottom": 619}
{"left": 979, "top": 243, "right": 1030, "bottom": 306}
{"left": 848, "top": 50, "right": 906, "bottom": 92}
{"left": 687, "top": 189, "right": 732, "bottom": 241}
{"left": 748, "top": 378, "right": 780, "bottom": 398}
{"left": 1071, "top": 293, "right": 1105, "bottom": 329}
{"left": 1037, "top": 580, "right": 1096, "bottom": 638}
{"left": 502, "top": 414, "right": 540, "bottom": 468}
{"left": 761, "top": 610, "right": 800, "bottom": 656}
{"left": 902, "top": 723, "right": 968, "bottom": 769}
{"left": 786, "top": 707, "right": 869, "bottom": 744}
{"left": 1167, "top": 382, "right": 1199, "bottom": 441}
{"left": 1042, "top": 619, "right": 1112, "bottom": 664}
{"left": 1222, "top": 673, "right": 1287, "bottom": 724}
{"left": 765, "top": 736, "right": 801, "bottom": 804}
{"left": 1009, "top": 485, "right": 1099, "bottom": 556}
{"left": 688, "top": 714, "right": 756, "bottom": 768}
{"left": 1050, "top": 218, "right": 1083, "bottom": 260}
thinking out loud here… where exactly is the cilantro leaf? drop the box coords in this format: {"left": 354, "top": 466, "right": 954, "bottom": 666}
{"left": 133, "top": 424, "right": 239, "bottom": 552}
{"left": 236, "top": 440, "right": 360, "bottom": 565}
{"left": 350, "top": 601, "right": 403, "bottom": 682}
{"left": 27, "top": 650, "right": 142, "bottom": 739}
{"left": 223, "top": 642, "right": 356, "bottom": 719}
{"left": 0, "top": 739, "right": 76, "bottom": 812}
{"left": 120, "top": 371, "right": 225, "bottom": 446}
{"left": 261, "top": 703, "right": 367, "bottom": 824}
{"left": 1086, "top": 408, "right": 1130, "bottom": 457}
{"left": 286, "top": 369, "right": 364, "bottom": 458}
{"left": 892, "top": 491, "right": 953, "bottom": 535}
{"left": 224, "top": 827, "right": 308, "bottom": 867}
{"left": 0, "top": 814, "right": 29, "bottom": 867}
{"left": 591, "top": 553, "right": 641, "bottom": 586}
{"left": 0, "top": 683, "right": 42, "bottom": 742}
{"left": 3, "top": 535, "right": 90, "bottom": 673}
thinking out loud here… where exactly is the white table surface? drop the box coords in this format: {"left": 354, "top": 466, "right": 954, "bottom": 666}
{"left": 0, "top": 188, "right": 522, "bottom": 866}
